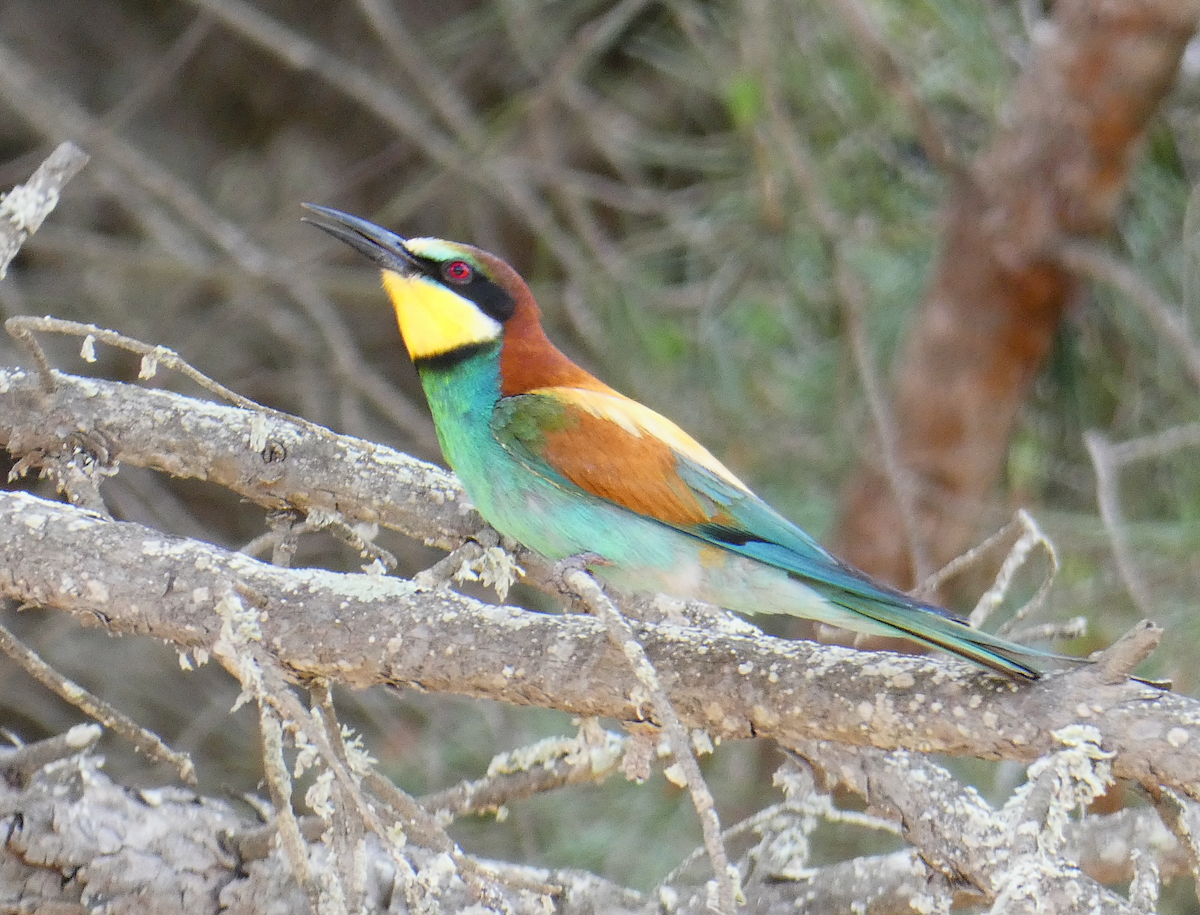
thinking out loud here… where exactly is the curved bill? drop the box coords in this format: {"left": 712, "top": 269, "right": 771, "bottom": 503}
{"left": 301, "top": 203, "right": 418, "bottom": 275}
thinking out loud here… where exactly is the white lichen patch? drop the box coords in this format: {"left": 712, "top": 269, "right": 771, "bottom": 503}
{"left": 247, "top": 412, "right": 268, "bottom": 452}
{"left": 690, "top": 729, "right": 714, "bottom": 756}
{"left": 1, "top": 182, "right": 57, "bottom": 228}
{"left": 138, "top": 350, "right": 160, "bottom": 380}
{"left": 453, "top": 546, "right": 524, "bottom": 600}
{"left": 418, "top": 852, "right": 458, "bottom": 893}
{"left": 862, "top": 658, "right": 917, "bottom": 689}
{"left": 139, "top": 538, "right": 190, "bottom": 558}
{"left": 305, "top": 768, "right": 336, "bottom": 821}
{"left": 487, "top": 734, "right": 584, "bottom": 777}
{"left": 339, "top": 722, "right": 377, "bottom": 774}
{"left": 211, "top": 591, "right": 264, "bottom": 711}
{"left": 663, "top": 762, "right": 687, "bottom": 787}
{"left": 1001, "top": 724, "right": 1114, "bottom": 874}
{"left": 281, "top": 566, "right": 416, "bottom": 602}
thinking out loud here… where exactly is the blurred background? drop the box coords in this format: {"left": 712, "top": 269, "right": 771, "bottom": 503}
{"left": 1, "top": 0, "right": 1199, "bottom": 899}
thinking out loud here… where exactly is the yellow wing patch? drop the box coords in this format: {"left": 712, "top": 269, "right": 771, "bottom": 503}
{"left": 382, "top": 270, "right": 502, "bottom": 360}
{"left": 529, "top": 386, "right": 751, "bottom": 494}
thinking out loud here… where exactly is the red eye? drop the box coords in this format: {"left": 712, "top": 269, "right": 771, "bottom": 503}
{"left": 443, "top": 260, "right": 473, "bottom": 284}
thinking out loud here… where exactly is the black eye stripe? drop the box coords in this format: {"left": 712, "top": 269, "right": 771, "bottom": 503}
{"left": 410, "top": 254, "right": 515, "bottom": 323}
{"left": 464, "top": 278, "right": 516, "bottom": 323}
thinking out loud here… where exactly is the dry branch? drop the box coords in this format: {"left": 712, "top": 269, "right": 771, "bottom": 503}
{"left": 4, "top": 734, "right": 1187, "bottom": 915}
{"left": 794, "top": 737, "right": 1135, "bottom": 915}
{"left": 0, "top": 141, "right": 88, "bottom": 279}
{"left": 0, "top": 366, "right": 475, "bottom": 551}
{"left": 0, "top": 478, "right": 1192, "bottom": 797}
{"left": 0, "top": 736, "right": 638, "bottom": 915}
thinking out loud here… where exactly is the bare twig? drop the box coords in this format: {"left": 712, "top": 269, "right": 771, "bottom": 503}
{"left": 0, "top": 141, "right": 89, "bottom": 279}
{"left": 1106, "top": 424, "right": 1200, "bottom": 465}
{"left": 1144, "top": 787, "right": 1200, "bottom": 907}
{"left": 0, "top": 43, "right": 435, "bottom": 444}
{"left": 0, "top": 722, "right": 102, "bottom": 785}
{"left": 1084, "top": 431, "right": 1155, "bottom": 616}
{"left": 1061, "top": 239, "right": 1200, "bottom": 391}
{"left": 561, "top": 566, "right": 736, "bottom": 914}
{"left": 258, "top": 704, "right": 327, "bottom": 915}
{"left": 0, "top": 617, "right": 196, "bottom": 785}
{"left": 1093, "top": 620, "right": 1162, "bottom": 685}
{"left": 971, "top": 509, "right": 1058, "bottom": 634}
{"left": 5, "top": 315, "right": 282, "bottom": 416}
{"left": 421, "top": 726, "right": 627, "bottom": 820}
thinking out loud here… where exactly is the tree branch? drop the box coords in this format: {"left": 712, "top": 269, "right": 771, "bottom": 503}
{"left": 834, "top": 0, "right": 1200, "bottom": 586}
{"left": 0, "top": 485, "right": 1193, "bottom": 800}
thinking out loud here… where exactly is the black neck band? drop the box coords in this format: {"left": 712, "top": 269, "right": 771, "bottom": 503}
{"left": 413, "top": 341, "right": 495, "bottom": 373}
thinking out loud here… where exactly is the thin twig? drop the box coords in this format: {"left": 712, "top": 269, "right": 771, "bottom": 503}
{"left": 1144, "top": 787, "right": 1200, "bottom": 908}
{"left": 1061, "top": 239, "right": 1200, "bottom": 391}
{"left": 422, "top": 725, "right": 626, "bottom": 822}
{"left": 5, "top": 315, "right": 278, "bottom": 415}
{"left": 562, "top": 567, "right": 736, "bottom": 915}
{"left": 1106, "top": 423, "right": 1200, "bottom": 466}
{"left": 258, "top": 704, "right": 327, "bottom": 915}
{"left": 0, "top": 617, "right": 196, "bottom": 785}
{"left": 0, "top": 141, "right": 89, "bottom": 279}
{"left": 972, "top": 509, "right": 1058, "bottom": 634}
{"left": 1084, "top": 431, "right": 1155, "bottom": 617}
{"left": 0, "top": 722, "right": 102, "bottom": 785}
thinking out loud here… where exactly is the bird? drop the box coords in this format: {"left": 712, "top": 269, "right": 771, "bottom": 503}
{"left": 302, "top": 203, "right": 1067, "bottom": 680}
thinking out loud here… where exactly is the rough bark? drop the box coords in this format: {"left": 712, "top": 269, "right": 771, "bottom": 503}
{"left": 833, "top": 0, "right": 1200, "bottom": 586}
{"left": 3, "top": 735, "right": 1183, "bottom": 915}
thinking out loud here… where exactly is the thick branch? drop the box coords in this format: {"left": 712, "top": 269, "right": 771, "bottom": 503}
{"left": 834, "top": 0, "right": 1200, "bottom": 585}
{"left": 794, "top": 739, "right": 1133, "bottom": 915}
{"left": 0, "top": 367, "right": 475, "bottom": 550}
{"left": 0, "top": 740, "right": 644, "bottom": 915}
{"left": 3, "top": 736, "right": 1182, "bottom": 915}
{"left": 0, "top": 489, "right": 1195, "bottom": 801}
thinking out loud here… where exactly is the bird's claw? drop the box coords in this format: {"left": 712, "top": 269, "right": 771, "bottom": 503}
{"left": 551, "top": 552, "right": 609, "bottom": 597}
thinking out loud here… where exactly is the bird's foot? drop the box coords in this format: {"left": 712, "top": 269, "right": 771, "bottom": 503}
{"left": 551, "top": 552, "right": 609, "bottom": 598}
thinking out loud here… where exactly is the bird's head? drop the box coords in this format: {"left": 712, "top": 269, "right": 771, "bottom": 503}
{"left": 302, "top": 204, "right": 605, "bottom": 395}
{"left": 302, "top": 203, "right": 521, "bottom": 363}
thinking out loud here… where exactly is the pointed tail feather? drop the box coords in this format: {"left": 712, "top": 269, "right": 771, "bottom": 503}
{"left": 830, "top": 591, "right": 1074, "bottom": 680}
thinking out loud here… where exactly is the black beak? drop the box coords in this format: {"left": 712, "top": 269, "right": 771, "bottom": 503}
{"left": 301, "top": 203, "right": 419, "bottom": 274}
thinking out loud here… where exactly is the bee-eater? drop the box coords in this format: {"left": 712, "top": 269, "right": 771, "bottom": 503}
{"left": 303, "top": 203, "right": 1063, "bottom": 679}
